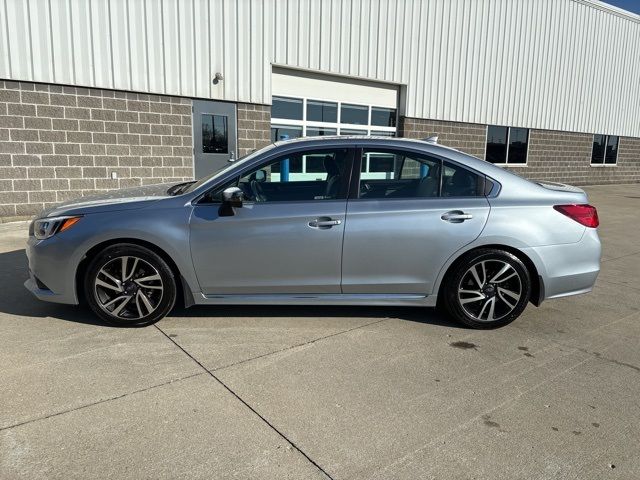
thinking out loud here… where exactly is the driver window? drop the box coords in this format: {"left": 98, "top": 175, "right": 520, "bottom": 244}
{"left": 236, "top": 148, "right": 350, "bottom": 202}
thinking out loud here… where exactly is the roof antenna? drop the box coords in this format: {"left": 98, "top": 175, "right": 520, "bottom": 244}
{"left": 423, "top": 135, "right": 438, "bottom": 144}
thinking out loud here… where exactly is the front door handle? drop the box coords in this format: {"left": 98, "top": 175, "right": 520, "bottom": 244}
{"left": 441, "top": 210, "right": 473, "bottom": 223}
{"left": 309, "top": 217, "right": 342, "bottom": 229}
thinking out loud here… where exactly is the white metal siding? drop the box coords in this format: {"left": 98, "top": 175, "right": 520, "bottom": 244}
{"left": 1, "top": 0, "right": 639, "bottom": 137}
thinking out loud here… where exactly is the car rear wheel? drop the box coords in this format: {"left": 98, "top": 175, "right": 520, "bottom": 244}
{"left": 84, "top": 244, "right": 177, "bottom": 327}
{"left": 442, "top": 248, "right": 531, "bottom": 329}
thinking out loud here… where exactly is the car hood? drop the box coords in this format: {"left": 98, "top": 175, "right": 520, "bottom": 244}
{"left": 41, "top": 182, "right": 177, "bottom": 217}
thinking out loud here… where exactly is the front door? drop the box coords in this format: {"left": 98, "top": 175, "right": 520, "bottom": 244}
{"left": 193, "top": 100, "right": 237, "bottom": 178}
{"left": 341, "top": 148, "right": 491, "bottom": 295}
{"left": 189, "top": 146, "right": 354, "bottom": 295}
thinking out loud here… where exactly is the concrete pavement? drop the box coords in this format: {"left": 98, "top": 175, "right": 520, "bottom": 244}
{"left": 1, "top": 184, "right": 639, "bottom": 479}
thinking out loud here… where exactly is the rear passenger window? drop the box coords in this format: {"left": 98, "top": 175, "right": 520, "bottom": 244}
{"left": 358, "top": 149, "right": 485, "bottom": 199}
{"left": 359, "top": 149, "right": 440, "bottom": 199}
{"left": 441, "top": 162, "right": 485, "bottom": 197}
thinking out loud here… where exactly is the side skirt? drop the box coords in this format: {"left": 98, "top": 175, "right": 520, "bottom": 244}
{"left": 193, "top": 293, "right": 437, "bottom": 307}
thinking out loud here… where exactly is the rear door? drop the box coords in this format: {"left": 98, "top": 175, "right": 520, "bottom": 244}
{"left": 341, "top": 147, "right": 490, "bottom": 295}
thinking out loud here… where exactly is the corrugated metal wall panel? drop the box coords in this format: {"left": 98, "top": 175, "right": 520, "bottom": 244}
{"left": 0, "top": 0, "right": 639, "bottom": 137}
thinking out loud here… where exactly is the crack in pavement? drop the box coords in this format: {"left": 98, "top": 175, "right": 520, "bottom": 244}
{"left": 212, "top": 318, "right": 389, "bottom": 372}
{"left": 0, "top": 372, "right": 205, "bottom": 432}
{"left": 152, "top": 320, "right": 392, "bottom": 480}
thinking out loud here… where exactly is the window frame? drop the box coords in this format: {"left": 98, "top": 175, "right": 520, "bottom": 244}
{"left": 484, "top": 125, "right": 530, "bottom": 167}
{"left": 350, "top": 146, "right": 488, "bottom": 201}
{"left": 590, "top": 134, "right": 619, "bottom": 167}
{"left": 271, "top": 94, "right": 397, "bottom": 138}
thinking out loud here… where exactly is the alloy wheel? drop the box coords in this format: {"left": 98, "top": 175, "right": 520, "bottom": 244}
{"left": 93, "top": 255, "right": 164, "bottom": 320}
{"left": 457, "top": 259, "right": 523, "bottom": 322}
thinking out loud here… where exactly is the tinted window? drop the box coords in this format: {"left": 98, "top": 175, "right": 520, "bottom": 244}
{"left": 272, "top": 97, "right": 303, "bottom": 120}
{"left": 237, "top": 149, "right": 349, "bottom": 202}
{"left": 359, "top": 149, "right": 440, "bottom": 199}
{"left": 507, "top": 127, "right": 528, "bottom": 164}
{"left": 306, "top": 100, "right": 337, "bottom": 123}
{"left": 340, "top": 128, "right": 367, "bottom": 135}
{"left": 486, "top": 125, "right": 529, "bottom": 164}
{"left": 370, "top": 107, "right": 397, "bottom": 127}
{"left": 441, "top": 162, "right": 484, "bottom": 197}
{"left": 591, "top": 134, "right": 606, "bottom": 164}
{"left": 486, "top": 126, "right": 508, "bottom": 164}
{"left": 202, "top": 114, "right": 228, "bottom": 153}
{"left": 605, "top": 135, "right": 619, "bottom": 164}
{"left": 271, "top": 125, "right": 302, "bottom": 142}
{"left": 341, "top": 104, "right": 368, "bottom": 125}
{"left": 306, "top": 127, "right": 337, "bottom": 137}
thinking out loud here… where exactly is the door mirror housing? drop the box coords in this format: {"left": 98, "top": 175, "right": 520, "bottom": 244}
{"left": 219, "top": 186, "right": 244, "bottom": 216}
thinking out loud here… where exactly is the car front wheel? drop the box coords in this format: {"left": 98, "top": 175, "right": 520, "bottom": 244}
{"left": 442, "top": 248, "right": 531, "bottom": 329}
{"left": 84, "top": 244, "right": 177, "bottom": 327}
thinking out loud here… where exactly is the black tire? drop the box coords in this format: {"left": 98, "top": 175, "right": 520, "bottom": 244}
{"left": 442, "top": 248, "right": 531, "bottom": 329}
{"left": 84, "top": 243, "right": 177, "bottom": 327}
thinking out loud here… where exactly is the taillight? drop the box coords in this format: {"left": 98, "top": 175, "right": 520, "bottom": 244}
{"left": 553, "top": 204, "right": 599, "bottom": 228}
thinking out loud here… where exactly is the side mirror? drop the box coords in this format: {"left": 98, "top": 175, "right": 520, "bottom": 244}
{"left": 219, "top": 186, "right": 244, "bottom": 216}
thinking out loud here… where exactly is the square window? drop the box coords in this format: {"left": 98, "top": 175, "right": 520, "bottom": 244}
{"left": 306, "top": 100, "right": 337, "bottom": 123}
{"left": 486, "top": 126, "right": 528, "bottom": 164}
{"left": 340, "top": 104, "right": 368, "bottom": 125}
{"left": 272, "top": 97, "right": 303, "bottom": 120}
{"left": 370, "top": 107, "right": 396, "bottom": 127}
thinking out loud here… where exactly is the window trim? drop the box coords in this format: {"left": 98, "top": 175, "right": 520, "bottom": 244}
{"left": 590, "top": 134, "right": 619, "bottom": 167}
{"left": 271, "top": 94, "right": 397, "bottom": 137}
{"left": 484, "top": 125, "right": 530, "bottom": 167}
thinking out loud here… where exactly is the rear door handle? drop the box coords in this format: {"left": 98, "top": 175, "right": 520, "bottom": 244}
{"left": 441, "top": 210, "right": 473, "bottom": 223}
{"left": 309, "top": 217, "right": 342, "bottom": 228}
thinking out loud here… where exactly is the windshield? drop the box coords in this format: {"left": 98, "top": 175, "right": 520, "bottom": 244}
{"left": 183, "top": 143, "right": 276, "bottom": 194}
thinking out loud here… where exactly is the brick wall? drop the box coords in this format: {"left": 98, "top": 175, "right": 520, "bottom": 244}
{"left": 506, "top": 130, "right": 640, "bottom": 185}
{"left": 237, "top": 103, "right": 271, "bottom": 158}
{"left": 0, "top": 81, "right": 193, "bottom": 220}
{"left": 398, "top": 117, "right": 487, "bottom": 158}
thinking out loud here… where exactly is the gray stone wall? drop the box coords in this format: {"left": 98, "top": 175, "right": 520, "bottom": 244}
{"left": 237, "top": 103, "right": 271, "bottom": 158}
{"left": 0, "top": 81, "right": 193, "bottom": 220}
{"left": 506, "top": 130, "right": 640, "bottom": 185}
{"left": 399, "top": 116, "right": 640, "bottom": 186}
{"left": 398, "top": 117, "right": 488, "bottom": 158}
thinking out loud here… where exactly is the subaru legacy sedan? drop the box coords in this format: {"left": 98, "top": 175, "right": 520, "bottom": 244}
{"left": 25, "top": 136, "right": 601, "bottom": 329}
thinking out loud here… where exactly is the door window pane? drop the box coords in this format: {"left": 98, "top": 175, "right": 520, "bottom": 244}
{"left": 486, "top": 126, "right": 508, "bottom": 164}
{"left": 340, "top": 128, "right": 368, "bottom": 135}
{"left": 306, "top": 100, "right": 338, "bottom": 122}
{"left": 237, "top": 149, "right": 350, "bottom": 201}
{"left": 271, "top": 125, "right": 302, "bottom": 142}
{"left": 441, "top": 162, "right": 484, "bottom": 197}
{"left": 202, "top": 114, "right": 228, "bottom": 154}
{"left": 605, "top": 135, "right": 619, "bottom": 164}
{"left": 359, "top": 149, "right": 440, "bottom": 198}
{"left": 272, "top": 96, "right": 303, "bottom": 120}
{"left": 306, "top": 127, "right": 337, "bottom": 137}
{"left": 591, "top": 134, "right": 606, "bottom": 164}
{"left": 370, "top": 107, "right": 396, "bottom": 127}
{"left": 507, "top": 127, "right": 528, "bottom": 164}
{"left": 341, "top": 104, "right": 368, "bottom": 125}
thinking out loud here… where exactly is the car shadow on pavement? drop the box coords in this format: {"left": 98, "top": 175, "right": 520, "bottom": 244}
{"left": 0, "top": 248, "right": 461, "bottom": 329}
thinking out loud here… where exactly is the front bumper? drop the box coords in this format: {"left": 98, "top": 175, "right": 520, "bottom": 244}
{"left": 24, "top": 235, "right": 79, "bottom": 305}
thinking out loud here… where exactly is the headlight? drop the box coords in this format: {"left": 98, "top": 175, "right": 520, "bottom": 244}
{"left": 32, "top": 216, "right": 82, "bottom": 240}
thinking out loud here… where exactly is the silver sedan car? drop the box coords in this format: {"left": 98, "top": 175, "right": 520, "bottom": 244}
{"left": 25, "top": 137, "right": 601, "bottom": 329}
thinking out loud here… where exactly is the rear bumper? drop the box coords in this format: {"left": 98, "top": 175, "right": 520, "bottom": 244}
{"left": 524, "top": 228, "right": 601, "bottom": 301}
